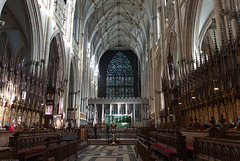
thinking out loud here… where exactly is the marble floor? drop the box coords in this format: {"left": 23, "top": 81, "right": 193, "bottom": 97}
{"left": 76, "top": 145, "right": 138, "bottom": 161}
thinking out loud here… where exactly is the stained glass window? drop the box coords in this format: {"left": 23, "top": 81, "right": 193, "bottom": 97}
{"left": 106, "top": 52, "right": 134, "bottom": 98}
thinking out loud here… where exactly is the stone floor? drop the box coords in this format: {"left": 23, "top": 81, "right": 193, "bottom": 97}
{"left": 76, "top": 145, "right": 137, "bottom": 161}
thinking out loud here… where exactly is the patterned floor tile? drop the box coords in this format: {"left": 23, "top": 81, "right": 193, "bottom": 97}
{"left": 76, "top": 145, "right": 137, "bottom": 161}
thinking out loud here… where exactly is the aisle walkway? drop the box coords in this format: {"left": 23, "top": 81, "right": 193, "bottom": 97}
{"left": 77, "top": 145, "right": 137, "bottom": 161}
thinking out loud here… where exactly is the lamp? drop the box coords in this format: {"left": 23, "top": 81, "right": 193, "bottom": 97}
{"left": 213, "top": 79, "right": 219, "bottom": 91}
{"left": 41, "top": 99, "right": 44, "bottom": 106}
{"left": 191, "top": 91, "right": 196, "bottom": 99}
{"left": 178, "top": 97, "right": 182, "bottom": 105}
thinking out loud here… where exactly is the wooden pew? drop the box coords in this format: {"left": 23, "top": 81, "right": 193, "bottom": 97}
{"left": 193, "top": 137, "right": 240, "bottom": 161}
{"left": 7, "top": 129, "right": 88, "bottom": 161}
{"left": 193, "top": 117, "right": 240, "bottom": 161}
{"left": 46, "top": 140, "right": 78, "bottom": 161}
{"left": 136, "top": 134, "right": 154, "bottom": 161}
{"left": 150, "top": 131, "right": 187, "bottom": 161}
{"left": 76, "top": 128, "right": 89, "bottom": 155}
{"left": 8, "top": 131, "right": 58, "bottom": 161}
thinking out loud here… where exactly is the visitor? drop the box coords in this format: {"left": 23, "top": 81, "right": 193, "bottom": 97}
{"left": 106, "top": 124, "right": 110, "bottom": 140}
{"left": 94, "top": 124, "right": 97, "bottom": 139}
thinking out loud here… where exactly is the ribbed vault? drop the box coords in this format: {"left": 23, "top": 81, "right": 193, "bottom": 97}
{"left": 81, "top": 0, "right": 153, "bottom": 63}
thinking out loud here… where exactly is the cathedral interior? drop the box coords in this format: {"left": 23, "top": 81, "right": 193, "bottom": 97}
{"left": 0, "top": 0, "right": 240, "bottom": 161}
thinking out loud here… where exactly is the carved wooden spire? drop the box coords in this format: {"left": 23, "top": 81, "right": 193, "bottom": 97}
{"left": 202, "top": 43, "right": 207, "bottom": 64}
{"left": 227, "top": 16, "right": 234, "bottom": 46}
{"left": 199, "top": 47, "right": 203, "bottom": 66}
{"left": 2, "top": 38, "right": 8, "bottom": 66}
{"left": 207, "top": 36, "right": 213, "bottom": 58}
{"left": 235, "top": 6, "right": 240, "bottom": 37}
{"left": 195, "top": 51, "right": 199, "bottom": 69}
{"left": 213, "top": 30, "right": 219, "bottom": 55}
{"left": 220, "top": 24, "right": 227, "bottom": 52}
{"left": 10, "top": 49, "right": 14, "bottom": 71}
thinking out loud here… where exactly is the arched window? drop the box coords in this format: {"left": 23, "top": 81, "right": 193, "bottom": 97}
{"left": 106, "top": 52, "right": 134, "bottom": 98}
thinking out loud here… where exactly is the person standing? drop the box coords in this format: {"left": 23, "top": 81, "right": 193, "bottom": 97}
{"left": 94, "top": 124, "right": 97, "bottom": 139}
{"left": 106, "top": 124, "right": 110, "bottom": 140}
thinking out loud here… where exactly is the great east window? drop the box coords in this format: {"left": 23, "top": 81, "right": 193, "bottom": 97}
{"left": 106, "top": 52, "right": 134, "bottom": 98}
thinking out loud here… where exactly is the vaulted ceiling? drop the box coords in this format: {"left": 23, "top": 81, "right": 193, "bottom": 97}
{"left": 81, "top": 0, "right": 153, "bottom": 63}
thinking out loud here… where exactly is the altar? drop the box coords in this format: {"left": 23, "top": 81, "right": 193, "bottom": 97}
{"left": 87, "top": 97, "right": 149, "bottom": 127}
{"left": 105, "top": 114, "right": 132, "bottom": 128}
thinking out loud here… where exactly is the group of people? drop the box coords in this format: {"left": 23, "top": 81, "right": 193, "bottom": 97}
{"left": 93, "top": 124, "right": 111, "bottom": 140}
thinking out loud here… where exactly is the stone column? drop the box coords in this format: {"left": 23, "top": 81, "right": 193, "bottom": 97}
{"left": 133, "top": 103, "right": 136, "bottom": 126}
{"left": 174, "top": 0, "right": 183, "bottom": 60}
{"left": 229, "top": 11, "right": 238, "bottom": 39}
{"left": 144, "top": 105, "right": 148, "bottom": 119}
{"left": 118, "top": 103, "right": 120, "bottom": 115}
{"left": 110, "top": 103, "right": 112, "bottom": 115}
{"left": 212, "top": 0, "right": 227, "bottom": 44}
{"left": 80, "top": 99, "right": 83, "bottom": 112}
{"left": 221, "top": 0, "right": 238, "bottom": 39}
{"left": 73, "top": 93, "right": 76, "bottom": 108}
{"left": 94, "top": 104, "right": 96, "bottom": 123}
{"left": 102, "top": 104, "right": 104, "bottom": 123}
{"left": 140, "top": 104, "right": 143, "bottom": 120}
{"left": 125, "top": 103, "right": 128, "bottom": 114}
{"left": 0, "top": 0, "right": 7, "bottom": 18}
{"left": 87, "top": 105, "right": 92, "bottom": 123}
{"left": 77, "top": 0, "right": 86, "bottom": 114}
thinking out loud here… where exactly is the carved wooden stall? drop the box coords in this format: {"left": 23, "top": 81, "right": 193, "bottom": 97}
{"left": 136, "top": 128, "right": 187, "bottom": 161}
{"left": 150, "top": 130, "right": 187, "bottom": 161}
{"left": 161, "top": 14, "right": 240, "bottom": 129}
{"left": 0, "top": 43, "right": 46, "bottom": 130}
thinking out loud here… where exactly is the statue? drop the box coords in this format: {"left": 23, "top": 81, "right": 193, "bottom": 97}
{"left": 192, "top": 116, "right": 200, "bottom": 130}
{"left": 189, "top": 117, "right": 193, "bottom": 127}
{"left": 218, "top": 114, "right": 228, "bottom": 136}
{"left": 208, "top": 116, "right": 218, "bottom": 138}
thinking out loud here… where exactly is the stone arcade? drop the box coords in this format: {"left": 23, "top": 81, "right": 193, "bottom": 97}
{"left": 0, "top": 0, "right": 240, "bottom": 161}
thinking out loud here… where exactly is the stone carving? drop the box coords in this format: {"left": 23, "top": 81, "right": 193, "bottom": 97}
{"left": 54, "top": 0, "right": 67, "bottom": 27}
